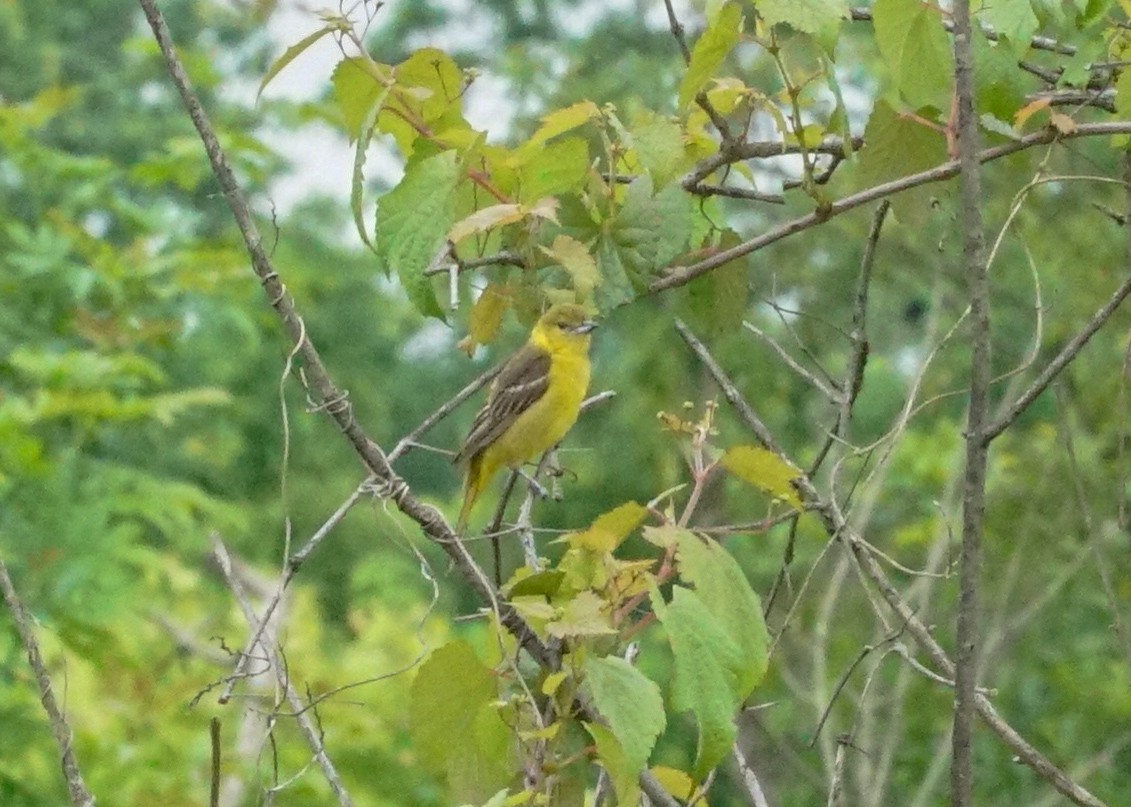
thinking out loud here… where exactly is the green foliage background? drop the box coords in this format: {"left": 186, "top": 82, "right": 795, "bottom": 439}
{"left": 2, "top": 1, "right": 1131, "bottom": 805}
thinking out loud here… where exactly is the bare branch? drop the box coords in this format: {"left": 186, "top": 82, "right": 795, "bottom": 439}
{"left": 952, "top": 4, "right": 992, "bottom": 802}
{"left": 983, "top": 269, "right": 1131, "bottom": 442}
{"left": 219, "top": 481, "right": 367, "bottom": 704}
{"left": 0, "top": 555, "right": 97, "bottom": 807}
{"left": 679, "top": 327, "right": 1110, "bottom": 806}
{"left": 212, "top": 536, "right": 356, "bottom": 807}
{"left": 743, "top": 321, "right": 841, "bottom": 402}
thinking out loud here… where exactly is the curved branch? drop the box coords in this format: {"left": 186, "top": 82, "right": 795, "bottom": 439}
{"left": 652, "top": 122, "right": 1131, "bottom": 295}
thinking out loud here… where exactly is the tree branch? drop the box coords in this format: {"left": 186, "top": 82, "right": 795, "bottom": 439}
{"left": 679, "top": 327, "right": 1109, "bottom": 807}
{"left": 0, "top": 554, "right": 97, "bottom": 807}
{"left": 138, "top": 0, "right": 555, "bottom": 672}
{"left": 951, "top": 3, "right": 991, "bottom": 804}
{"left": 651, "top": 122, "right": 1131, "bottom": 296}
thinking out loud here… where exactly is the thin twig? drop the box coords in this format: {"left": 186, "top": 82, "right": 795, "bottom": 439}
{"left": 732, "top": 744, "right": 772, "bottom": 807}
{"left": 211, "top": 536, "right": 357, "bottom": 807}
{"left": 389, "top": 363, "right": 502, "bottom": 462}
{"left": 137, "top": 0, "right": 556, "bottom": 672}
{"left": 743, "top": 321, "right": 841, "bottom": 402}
{"left": 674, "top": 319, "right": 781, "bottom": 452}
{"left": 680, "top": 326, "right": 1110, "bottom": 807}
{"left": 0, "top": 555, "right": 97, "bottom": 807}
{"left": 219, "top": 482, "right": 367, "bottom": 704}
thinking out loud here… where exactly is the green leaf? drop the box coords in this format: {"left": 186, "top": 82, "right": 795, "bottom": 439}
{"left": 757, "top": 0, "right": 848, "bottom": 35}
{"left": 981, "top": 0, "right": 1039, "bottom": 57}
{"left": 566, "top": 501, "right": 648, "bottom": 553}
{"left": 595, "top": 233, "right": 635, "bottom": 310}
{"left": 610, "top": 178, "right": 694, "bottom": 281}
{"left": 1116, "top": 68, "right": 1131, "bottom": 118}
{"left": 546, "top": 590, "right": 616, "bottom": 638}
{"left": 652, "top": 584, "right": 744, "bottom": 778}
{"left": 376, "top": 151, "right": 460, "bottom": 318}
{"left": 855, "top": 100, "right": 947, "bottom": 221}
{"left": 678, "top": 2, "right": 743, "bottom": 109}
{"left": 505, "top": 568, "right": 565, "bottom": 598}
{"left": 409, "top": 641, "right": 493, "bottom": 768}
{"left": 974, "top": 27, "right": 1027, "bottom": 122}
{"left": 518, "top": 136, "right": 589, "bottom": 203}
{"left": 527, "top": 100, "right": 600, "bottom": 146}
{"left": 541, "top": 234, "right": 600, "bottom": 300}
{"left": 721, "top": 445, "right": 803, "bottom": 507}
{"left": 673, "top": 530, "right": 770, "bottom": 694}
{"left": 583, "top": 722, "right": 641, "bottom": 807}
{"left": 630, "top": 113, "right": 687, "bottom": 187}
{"left": 873, "top": 0, "right": 954, "bottom": 109}
{"left": 259, "top": 24, "right": 339, "bottom": 100}
{"left": 332, "top": 57, "right": 389, "bottom": 141}
{"left": 584, "top": 655, "right": 666, "bottom": 779}
{"left": 683, "top": 229, "right": 748, "bottom": 338}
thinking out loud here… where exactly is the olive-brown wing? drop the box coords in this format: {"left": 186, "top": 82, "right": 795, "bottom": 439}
{"left": 454, "top": 344, "right": 552, "bottom": 464}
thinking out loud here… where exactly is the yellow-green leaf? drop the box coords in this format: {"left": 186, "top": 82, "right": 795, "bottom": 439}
{"left": 258, "top": 24, "right": 340, "bottom": 99}
{"left": 567, "top": 501, "right": 648, "bottom": 553}
{"left": 678, "top": 2, "right": 743, "bottom": 109}
{"left": 465, "top": 283, "right": 511, "bottom": 353}
{"left": 449, "top": 203, "right": 525, "bottom": 244}
{"left": 721, "top": 445, "right": 803, "bottom": 507}
{"left": 546, "top": 590, "right": 616, "bottom": 638}
{"left": 541, "top": 235, "right": 599, "bottom": 299}
{"left": 527, "top": 100, "right": 600, "bottom": 146}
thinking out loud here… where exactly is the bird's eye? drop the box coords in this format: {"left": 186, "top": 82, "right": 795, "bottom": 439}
{"left": 558, "top": 321, "right": 569, "bottom": 330}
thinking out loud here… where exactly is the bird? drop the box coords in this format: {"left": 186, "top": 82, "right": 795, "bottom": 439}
{"left": 454, "top": 303, "right": 598, "bottom": 532}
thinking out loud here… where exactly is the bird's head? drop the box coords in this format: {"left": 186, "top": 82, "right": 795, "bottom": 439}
{"left": 531, "top": 303, "right": 598, "bottom": 351}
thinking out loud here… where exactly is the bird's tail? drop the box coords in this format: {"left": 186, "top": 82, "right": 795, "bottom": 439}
{"left": 456, "top": 459, "right": 483, "bottom": 534}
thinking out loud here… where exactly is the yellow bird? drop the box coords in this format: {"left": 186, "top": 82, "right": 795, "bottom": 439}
{"left": 455, "top": 303, "right": 598, "bottom": 532}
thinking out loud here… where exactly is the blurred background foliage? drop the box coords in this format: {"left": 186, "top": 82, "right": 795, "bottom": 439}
{"left": 2, "top": 1, "right": 1130, "bottom": 805}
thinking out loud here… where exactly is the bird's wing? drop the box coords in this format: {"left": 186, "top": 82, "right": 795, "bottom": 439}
{"left": 454, "top": 344, "right": 552, "bottom": 464}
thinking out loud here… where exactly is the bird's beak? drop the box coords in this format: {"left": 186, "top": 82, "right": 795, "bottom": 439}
{"left": 571, "top": 320, "right": 598, "bottom": 335}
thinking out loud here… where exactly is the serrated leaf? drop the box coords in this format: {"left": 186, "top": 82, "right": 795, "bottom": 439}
{"left": 378, "top": 47, "right": 470, "bottom": 155}
{"left": 873, "top": 0, "right": 954, "bottom": 109}
{"left": 567, "top": 501, "right": 648, "bottom": 553}
{"left": 722, "top": 445, "right": 803, "bottom": 507}
{"left": 527, "top": 101, "right": 600, "bottom": 146}
{"left": 517, "top": 136, "right": 589, "bottom": 202}
{"left": 584, "top": 656, "right": 666, "bottom": 780}
{"left": 595, "top": 234, "right": 635, "bottom": 310}
{"left": 651, "top": 584, "right": 744, "bottom": 778}
{"left": 447, "top": 703, "right": 514, "bottom": 803}
{"left": 376, "top": 151, "right": 460, "bottom": 318}
{"left": 259, "top": 25, "right": 339, "bottom": 99}
{"left": 757, "top": 0, "right": 848, "bottom": 34}
{"left": 679, "top": 2, "right": 743, "bottom": 109}
{"left": 974, "top": 27, "right": 1028, "bottom": 121}
{"left": 350, "top": 84, "right": 392, "bottom": 249}
{"left": 674, "top": 530, "right": 770, "bottom": 694}
{"left": 630, "top": 113, "right": 688, "bottom": 187}
{"left": 611, "top": 178, "right": 694, "bottom": 282}
{"left": 547, "top": 590, "right": 616, "bottom": 638}
{"left": 449, "top": 203, "right": 526, "bottom": 244}
{"left": 541, "top": 235, "right": 600, "bottom": 299}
